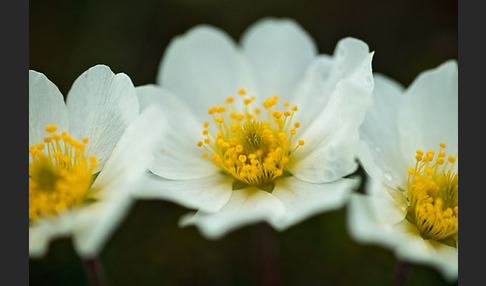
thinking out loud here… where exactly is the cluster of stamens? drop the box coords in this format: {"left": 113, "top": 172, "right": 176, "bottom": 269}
{"left": 406, "top": 143, "right": 458, "bottom": 242}
{"left": 197, "top": 89, "right": 304, "bottom": 187}
{"left": 29, "top": 125, "right": 98, "bottom": 221}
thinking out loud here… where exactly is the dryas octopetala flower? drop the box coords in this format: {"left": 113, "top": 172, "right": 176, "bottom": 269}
{"left": 347, "top": 60, "right": 458, "bottom": 281}
{"left": 29, "top": 65, "right": 164, "bottom": 258}
{"left": 134, "top": 18, "right": 374, "bottom": 239}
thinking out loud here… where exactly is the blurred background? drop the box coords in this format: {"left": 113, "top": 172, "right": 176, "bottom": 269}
{"left": 29, "top": 0, "right": 458, "bottom": 285}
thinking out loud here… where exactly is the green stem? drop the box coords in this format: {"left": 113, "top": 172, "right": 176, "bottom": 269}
{"left": 255, "top": 223, "right": 280, "bottom": 286}
{"left": 83, "top": 256, "right": 109, "bottom": 286}
{"left": 394, "top": 260, "right": 412, "bottom": 286}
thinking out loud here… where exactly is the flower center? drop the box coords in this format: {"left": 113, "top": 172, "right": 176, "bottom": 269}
{"left": 29, "top": 125, "right": 98, "bottom": 222}
{"left": 197, "top": 89, "right": 304, "bottom": 188}
{"left": 405, "top": 143, "right": 458, "bottom": 243}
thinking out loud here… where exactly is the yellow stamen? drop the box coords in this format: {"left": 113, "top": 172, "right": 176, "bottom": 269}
{"left": 29, "top": 127, "right": 97, "bottom": 222}
{"left": 405, "top": 143, "right": 458, "bottom": 243}
{"left": 198, "top": 90, "right": 305, "bottom": 187}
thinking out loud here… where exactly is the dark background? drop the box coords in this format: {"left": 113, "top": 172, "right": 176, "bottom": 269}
{"left": 29, "top": 0, "right": 458, "bottom": 285}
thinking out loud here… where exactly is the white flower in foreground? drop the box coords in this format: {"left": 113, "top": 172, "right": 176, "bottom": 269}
{"left": 134, "top": 18, "right": 374, "bottom": 239}
{"left": 347, "top": 60, "right": 458, "bottom": 281}
{"left": 29, "top": 65, "right": 163, "bottom": 258}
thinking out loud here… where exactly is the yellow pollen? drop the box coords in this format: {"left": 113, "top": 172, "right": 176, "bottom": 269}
{"left": 408, "top": 167, "right": 415, "bottom": 175}
{"left": 45, "top": 125, "right": 57, "bottom": 133}
{"left": 29, "top": 126, "right": 97, "bottom": 222}
{"left": 36, "top": 142, "right": 45, "bottom": 150}
{"left": 198, "top": 90, "right": 305, "bottom": 187}
{"left": 405, "top": 143, "right": 458, "bottom": 243}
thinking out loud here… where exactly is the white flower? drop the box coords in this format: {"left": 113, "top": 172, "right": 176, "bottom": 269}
{"left": 347, "top": 60, "right": 458, "bottom": 281}
{"left": 134, "top": 18, "right": 374, "bottom": 239}
{"left": 29, "top": 65, "right": 164, "bottom": 258}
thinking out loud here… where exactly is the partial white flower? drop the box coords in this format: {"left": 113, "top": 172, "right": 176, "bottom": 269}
{"left": 347, "top": 60, "right": 458, "bottom": 281}
{"left": 29, "top": 65, "right": 164, "bottom": 258}
{"left": 134, "top": 18, "right": 374, "bottom": 239}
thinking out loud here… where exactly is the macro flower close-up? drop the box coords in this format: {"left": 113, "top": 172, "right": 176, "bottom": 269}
{"left": 29, "top": 65, "right": 163, "bottom": 258}
{"left": 346, "top": 60, "right": 458, "bottom": 281}
{"left": 133, "top": 18, "right": 375, "bottom": 239}
{"left": 27, "top": 0, "right": 459, "bottom": 284}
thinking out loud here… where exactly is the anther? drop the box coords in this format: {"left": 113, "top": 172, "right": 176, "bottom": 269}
{"left": 45, "top": 125, "right": 57, "bottom": 133}
{"left": 36, "top": 143, "right": 45, "bottom": 150}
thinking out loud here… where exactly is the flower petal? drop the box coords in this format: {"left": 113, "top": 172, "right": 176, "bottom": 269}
{"left": 91, "top": 106, "right": 165, "bottom": 199}
{"left": 348, "top": 177, "right": 457, "bottom": 282}
{"left": 71, "top": 196, "right": 133, "bottom": 258}
{"left": 157, "top": 25, "right": 257, "bottom": 120}
{"left": 180, "top": 187, "right": 285, "bottom": 240}
{"left": 29, "top": 70, "right": 68, "bottom": 147}
{"left": 66, "top": 65, "right": 139, "bottom": 170}
{"left": 29, "top": 214, "right": 73, "bottom": 258}
{"left": 270, "top": 176, "right": 359, "bottom": 230}
{"left": 358, "top": 73, "right": 408, "bottom": 188}
{"left": 346, "top": 176, "right": 407, "bottom": 241}
{"left": 71, "top": 106, "right": 165, "bottom": 257}
{"left": 288, "top": 51, "right": 374, "bottom": 183}
{"left": 392, "top": 220, "right": 458, "bottom": 282}
{"left": 134, "top": 172, "right": 233, "bottom": 213}
{"left": 397, "top": 60, "right": 458, "bottom": 167}
{"left": 346, "top": 193, "right": 404, "bottom": 250}
{"left": 136, "top": 84, "right": 220, "bottom": 180}
{"left": 292, "top": 37, "right": 375, "bottom": 134}
{"left": 240, "top": 17, "right": 317, "bottom": 101}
